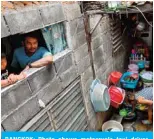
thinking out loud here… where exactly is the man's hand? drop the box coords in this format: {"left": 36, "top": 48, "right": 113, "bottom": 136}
{"left": 7, "top": 74, "right": 18, "bottom": 84}
{"left": 17, "top": 72, "right": 27, "bottom": 80}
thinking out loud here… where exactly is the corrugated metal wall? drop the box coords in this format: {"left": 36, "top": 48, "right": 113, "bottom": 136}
{"left": 20, "top": 77, "right": 88, "bottom": 131}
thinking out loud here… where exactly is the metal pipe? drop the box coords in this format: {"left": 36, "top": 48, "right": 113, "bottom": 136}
{"left": 83, "top": 14, "right": 96, "bottom": 79}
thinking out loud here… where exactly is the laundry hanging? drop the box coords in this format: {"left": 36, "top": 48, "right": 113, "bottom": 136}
{"left": 41, "top": 23, "right": 67, "bottom": 55}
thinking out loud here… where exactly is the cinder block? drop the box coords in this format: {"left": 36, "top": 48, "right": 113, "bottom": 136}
{"left": 102, "top": 32, "right": 108, "bottom": 53}
{"left": 76, "top": 55, "right": 91, "bottom": 74}
{"left": 81, "top": 66, "right": 93, "bottom": 84}
{"left": 81, "top": 77, "right": 93, "bottom": 95}
{"left": 91, "top": 26, "right": 101, "bottom": 38}
{"left": 69, "top": 18, "right": 84, "bottom": 37}
{"left": 71, "top": 36, "right": 78, "bottom": 50}
{"left": 67, "top": 22, "right": 86, "bottom": 50}
{"left": 39, "top": 4, "right": 65, "bottom": 26}
{"left": 104, "top": 56, "right": 113, "bottom": 68}
{"left": 93, "top": 46, "right": 104, "bottom": 71}
{"left": 94, "top": 60, "right": 103, "bottom": 73}
{"left": 91, "top": 36, "right": 103, "bottom": 50}
{"left": 37, "top": 76, "right": 63, "bottom": 105}
{"left": 104, "top": 67, "right": 113, "bottom": 79}
{"left": 2, "top": 97, "right": 40, "bottom": 131}
{"left": 74, "top": 43, "right": 88, "bottom": 63}
{"left": 27, "top": 64, "right": 56, "bottom": 93}
{"left": 99, "top": 19, "right": 106, "bottom": 33}
{"left": 65, "top": 21, "right": 78, "bottom": 50}
{"left": 95, "top": 64, "right": 106, "bottom": 79}
{"left": 100, "top": 73, "right": 107, "bottom": 85}
{"left": 77, "top": 31, "right": 87, "bottom": 47}
{"left": 1, "top": 81, "right": 32, "bottom": 117}
{"left": 59, "top": 66, "right": 78, "bottom": 88}
{"left": 93, "top": 45, "right": 104, "bottom": 62}
{"left": 4, "top": 9, "right": 43, "bottom": 35}
{"left": 77, "top": 18, "right": 85, "bottom": 33}
{"left": 89, "top": 14, "right": 102, "bottom": 38}
{"left": 54, "top": 53, "right": 73, "bottom": 75}
{"left": 63, "top": 3, "right": 81, "bottom": 21}
{"left": 102, "top": 18, "right": 108, "bottom": 32}
{"left": 1, "top": 15, "right": 10, "bottom": 38}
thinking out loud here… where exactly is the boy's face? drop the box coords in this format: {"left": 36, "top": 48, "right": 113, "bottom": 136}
{"left": 1, "top": 57, "right": 7, "bottom": 71}
{"left": 24, "top": 37, "right": 38, "bottom": 54}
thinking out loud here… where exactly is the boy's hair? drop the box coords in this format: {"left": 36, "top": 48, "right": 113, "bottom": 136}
{"left": 23, "top": 32, "right": 38, "bottom": 42}
{"left": 1, "top": 53, "right": 6, "bottom": 59}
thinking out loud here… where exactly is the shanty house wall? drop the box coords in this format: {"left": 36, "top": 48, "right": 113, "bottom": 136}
{"left": 1, "top": 2, "right": 128, "bottom": 131}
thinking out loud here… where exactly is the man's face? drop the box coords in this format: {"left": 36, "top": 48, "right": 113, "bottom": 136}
{"left": 24, "top": 37, "right": 38, "bottom": 53}
{"left": 1, "top": 57, "right": 7, "bottom": 71}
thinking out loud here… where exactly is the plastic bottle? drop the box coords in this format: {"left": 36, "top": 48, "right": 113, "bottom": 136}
{"left": 131, "top": 49, "right": 135, "bottom": 60}
{"left": 136, "top": 54, "right": 138, "bottom": 60}
{"left": 140, "top": 54, "right": 143, "bottom": 60}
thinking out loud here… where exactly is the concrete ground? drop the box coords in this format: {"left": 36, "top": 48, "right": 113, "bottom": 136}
{"left": 133, "top": 120, "right": 153, "bottom": 131}
{"left": 122, "top": 120, "right": 153, "bottom": 131}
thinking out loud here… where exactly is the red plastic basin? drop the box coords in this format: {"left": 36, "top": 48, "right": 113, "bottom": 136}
{"left": 109, "top": 86, "right": 123, "bottom": 103}
{"left": 109, "top": 71, "right": 122, "bottom": 84}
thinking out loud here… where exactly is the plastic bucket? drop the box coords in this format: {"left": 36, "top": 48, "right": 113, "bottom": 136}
{"left": 90, "top": 80, "right": 110, "bottom": 112}
{"left": 109, "top": 71, "right": 122, "bottom": 85}
{"left": 128, "top": 64, "right": 139, "bottom": 73}
{"left": 108, "top": 86, "right": 125, "bottom": 108}
{"left": 137, "top": 61, "right": 145, "bottom": 69}
{"left": 120, "top": 72, "right": 139, "bottom": 89}
{"left": 145, "top": 61, "right": 150, "bottom": 68}
{"left": 102, "top": 120, "right": 123, "bottom": 132}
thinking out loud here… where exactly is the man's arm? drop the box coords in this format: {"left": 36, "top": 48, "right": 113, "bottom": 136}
{"left": 30, "top": 55, "right": 53, "bottom": 68}
{"left": 23, "top": 47, "right": 53, "bottom": 71}
{"left": 23, "top": 55, "right": 53, "bottom": 72}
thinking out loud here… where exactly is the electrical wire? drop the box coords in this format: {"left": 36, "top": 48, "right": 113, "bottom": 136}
{"left": 130, "top": 6, "right": 153, "bottom": 27}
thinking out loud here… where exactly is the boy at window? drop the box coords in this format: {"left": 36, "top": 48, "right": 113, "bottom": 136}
{"left": 1, "top": 53, "right": 26, "bottom": 88}
{"left": 11, "top": 32, "right": 53, "bottom": 72}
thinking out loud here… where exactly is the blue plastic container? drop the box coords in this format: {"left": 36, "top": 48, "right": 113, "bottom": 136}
{"left": 120, "top": 72, "right": 139, "bottom": 89}
{"left": 137, "top": 61, "right": 145, "bottom": 69}
{"left": 90, "top": 79, "right": 110, "bottom": 112}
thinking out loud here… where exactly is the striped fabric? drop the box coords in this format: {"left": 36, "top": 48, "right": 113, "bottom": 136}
{"left": 135, "top": 87, "right": 153, "bottom": 101}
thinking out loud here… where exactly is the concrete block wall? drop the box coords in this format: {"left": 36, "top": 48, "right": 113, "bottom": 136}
{"left": 1, "top": 2, "right": 129, "bottom": 131}
{"left": 1, "top": 50, "right": 78, "bottom": 131}
{"left": 1, "top": 3, "right": 66, "bottom": 36}
{"left": 64, "top": 2, "right": 98, "bottom": 130}
{"left": 89, "top": 14, "right": 128, "bottom": 130}
{"left": 1, "top": 15, "right": 10, "bottom": 38}
{"left": 90, "top": 14, "right": 127, "bottom": 83}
